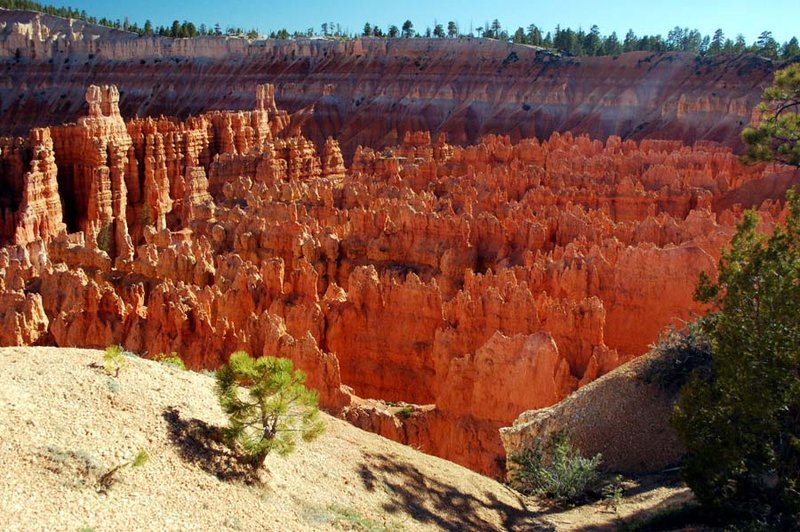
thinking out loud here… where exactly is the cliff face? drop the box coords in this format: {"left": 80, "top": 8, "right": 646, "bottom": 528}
{"left": 0, "top": 10, "right": 775, "bottom": 161}
{"left": 0, "top": 79, "right": 793, "bottom": 476}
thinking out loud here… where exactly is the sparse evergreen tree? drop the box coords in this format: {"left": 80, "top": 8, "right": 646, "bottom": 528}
{"left": 401, "top": 19, "right": 414, "bottom": 38}
{"left": 447, "top": 21, "right": 458, "bottom": 38}
{"left": 721, "top": 38, "right": 734, "bottom": 54}
{"left": 699, "top": 35, "right": 710, "bottom": 55}
{"left": 433, "top": 23, "right": 445, "bottom": 39}
{"left": 623, "top": 29, "right": 637, "bottom": 52}
{"left": 757, "top": 30, "right": 779, "bottom": 59}
{"left": 490, "top": 18, "right": 501, "bottom": 39}
{"left": 584, "top": 24, "right": 601, "bottom": 55}
{"left": 666, "top": 26, "right": 684, "bottom": 50}
{"left": 527, "top": 24, "right": 542, "bottom": 46}
{"left": 362, "top": 22, "right": 372, "bottom": 37}
{"left": 215, "top": 352, "right": 325, "bottom": 470}
{"left": 684, "top": 29, "right": 702, "bottom": 53}
{"left": 783, "top": 37, "right": 800, "bottom": 59}
{"left": 742, "top": 64, "right": 800, "bottom": 167}
{"left": 184, "top": 21, "right": 197, "bottom": 38}
{"left": 552, "top": 25, "right": 563, "bottom": 49}
{"left": 734, "top": 33, "right": 747, "bottom": 53}
{"left": 708, "top": 29, "right": 724, "bottom": 55}
{"left": 604, "top": 31, "right": 621, "bottom": 55}
{"left": 388, "top": 25, "right": 399, "bottom": 38}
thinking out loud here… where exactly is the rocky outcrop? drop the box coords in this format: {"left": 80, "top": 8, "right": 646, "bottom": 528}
{"left": 0, "top": 10, "right": 776, "bottom": 160}
{"left": 0, "top": 290, "right": 48, "bottom": 345}
{"left": 50, "top": 84, "right": 135, "bottom": 261}
{"left": 0, "top": 77, "right": 794, "bottom": 477}
{"left": 0, "top": 128, "right": 65, "bottom": 245}
{"left": 500, "top": 349, "right": 686, "bottom": 475}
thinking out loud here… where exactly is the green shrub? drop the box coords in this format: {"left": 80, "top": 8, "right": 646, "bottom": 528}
{"left": 97, "top": 448, "right": 149, "bottom": 493}
{"left": 643, "top": 318, "right": 713, "bottom": 391}
{"left": 40, "top": 445, "right": 148, "bottom": 493}
{"left": 672, "top": 191, "right": 800, "bottom": 527}
{"left": 103, "top": 345, "right": 130, "bottom": 377}
{"left": 40, "top": 446, "right": 102, "bottom": 489}
{"left": 154, "top": 352, "right": 186, "bottom": 370}
{"left": 326, "top": 504, "right": 401, "bottom": 531}
{"left": 395, "top": 405, "right": 414, "bottom": 419}
{"left": 509, "top": 434, "right": 604, "bottom": 506}
{"left": 96, "top": 223, "right": 112, "bottom": 254}
{"left": 215, "top": 352, "right": 325, "bottom": 470}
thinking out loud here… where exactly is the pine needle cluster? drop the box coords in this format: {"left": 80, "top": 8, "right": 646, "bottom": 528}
{"left": 215, "top": 352, "right": 324, "bottom": 469}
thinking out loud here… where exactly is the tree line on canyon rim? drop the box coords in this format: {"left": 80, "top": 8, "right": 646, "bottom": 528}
{"left": 2, "top": 0, "right": 799, "bottom": 60}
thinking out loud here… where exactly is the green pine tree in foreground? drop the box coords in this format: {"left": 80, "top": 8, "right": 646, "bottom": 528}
{"left": 742, "top": 64, "right": 800, "bottom": 167}
{"left": 673, "top": 64, "right": 800, "bottom": 527}
{"left": 215, "top": 352, "right": 324, "bottom": 469}
{"left": 673, "top": 192, "right": 800, "bottom": 526}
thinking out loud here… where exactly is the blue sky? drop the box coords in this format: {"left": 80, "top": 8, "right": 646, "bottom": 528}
{"left": 43, "top": 0, "right": 799, "bottom": 43}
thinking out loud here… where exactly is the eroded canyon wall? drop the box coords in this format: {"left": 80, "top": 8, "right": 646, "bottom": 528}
{"left": 0, "top": 79, "right": 795, "bottom": 476}
{"left": 0, "top": 9, "right": 778, "bottom": 161}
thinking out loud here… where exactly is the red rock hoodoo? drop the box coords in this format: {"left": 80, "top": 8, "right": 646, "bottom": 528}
{"left": 0, "top": 11, "right": 796, "bottom": 478}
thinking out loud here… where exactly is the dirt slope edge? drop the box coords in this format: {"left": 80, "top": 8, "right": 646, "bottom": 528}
{"left": 0, "top": 346, "right": 689, "bottom": 531}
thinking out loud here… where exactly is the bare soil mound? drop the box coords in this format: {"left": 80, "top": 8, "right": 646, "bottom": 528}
{"left": 0, "top": 346, "right": 692, "bottom": 530}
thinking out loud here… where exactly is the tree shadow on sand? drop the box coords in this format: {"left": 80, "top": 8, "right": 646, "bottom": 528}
{"left": 593, "top": 490, "right": 704, "bottom": 532}
{"left": 356, "top": 450, "right": 554, "bottom": 531}
{"left": 162, "top": 406, "right": 257, "bottom": 484}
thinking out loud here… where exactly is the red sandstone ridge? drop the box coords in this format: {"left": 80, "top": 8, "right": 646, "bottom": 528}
{"left": 1, "top": 81, "right": 796, "bottom": 476}
{"left": 0, "top": 9, "right": 777, "bottom": 161}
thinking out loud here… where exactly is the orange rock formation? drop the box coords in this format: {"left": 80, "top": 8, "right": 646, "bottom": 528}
{"left": 0, "top": 70, "right": 794, "bottom": 476}
{"left": 0, "top": 10, "right": 775, "bottom": 160}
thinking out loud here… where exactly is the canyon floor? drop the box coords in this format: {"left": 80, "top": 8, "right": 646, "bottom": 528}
{"left": 0, "top": 346, "right": 692, "bottom": 531}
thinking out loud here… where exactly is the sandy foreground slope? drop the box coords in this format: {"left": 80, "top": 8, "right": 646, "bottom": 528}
{"left": 0, "top": 347, "right": 689, "bottom": 531}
